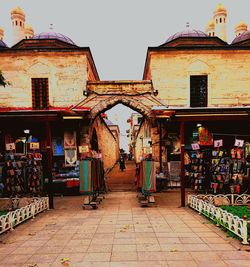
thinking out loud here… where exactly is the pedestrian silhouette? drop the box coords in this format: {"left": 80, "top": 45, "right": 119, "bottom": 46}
{"left": 119, "top": 156, "right": 125, "bottom": 171}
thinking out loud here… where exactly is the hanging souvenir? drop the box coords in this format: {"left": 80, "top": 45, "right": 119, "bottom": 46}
{"left": 191, "top": 143, "right": 200, "bottom": 150}
{"left": 198, "top": 127, "right": 213, "bottom": 146}
{"left": 214, "top": 139, "right": 223, "bottom": 148}
{"left": 234, "top": 139, "right": 244, "bottom": 148}
{"left": 52, "top": 137, "right": 64, "bottom": 156}
{"left": 64, "top": 131, "right": 76, "bottom": 149}
{"left": 65, "top": 149, "right": 77, "bottom": 166}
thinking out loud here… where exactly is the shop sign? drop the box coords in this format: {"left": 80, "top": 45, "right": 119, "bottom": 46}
{"left": 6, "top": 143, "right": 16, "bottom": 151}
{"left": 234, "top": 139, "right": 244, "bottom": 147}
{"left": 79, "top": 145, "right": 89, "bottom": 153}
{"left": 214, "top": 139, "right": 223, "bottom": 148}
{"left": 143, "top": 138, "right": 151, "bottom": 147}
{"left": 143, "top": 147, "right": 152, "bottom": 154}
{"left": 191, "top": 143, "right": 200, "bottom": 150}
{"left": 29, "top": 142, "right": 40, "bottom": 150}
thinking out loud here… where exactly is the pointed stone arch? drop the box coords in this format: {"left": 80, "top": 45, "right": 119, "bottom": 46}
{"left": 26, "top": 61, "right": 50, "bottom": 75}
{"left": 72, "top": 80, "right": 166, "bottom": 120}
{"left": 188, "top": 59, "right": 214, "bottom": 73}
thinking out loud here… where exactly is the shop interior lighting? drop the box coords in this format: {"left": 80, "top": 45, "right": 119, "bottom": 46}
{"left": 196, "top": 123, "right": 202, "bottom": 127}
{"left": 24, "top": 129, "right": 30, "bottom": 134}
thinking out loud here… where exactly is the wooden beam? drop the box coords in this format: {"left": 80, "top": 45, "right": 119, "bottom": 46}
{"left": 45, "top": 121, "right": 54, "bottom": 209}
{"left": 180, "top": 121, "right": 185, "bottom": 207}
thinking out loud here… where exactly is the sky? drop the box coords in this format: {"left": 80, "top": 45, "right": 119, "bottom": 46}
{"left": 0, "top": 0, "right": 249, "bottom": 151}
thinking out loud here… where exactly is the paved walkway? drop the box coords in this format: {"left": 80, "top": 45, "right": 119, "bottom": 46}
{"left": 0, "top": 191, "right": 250, "bottom": 267}
{"left": 106, "top": 160, "right": 136, "bottom": 191}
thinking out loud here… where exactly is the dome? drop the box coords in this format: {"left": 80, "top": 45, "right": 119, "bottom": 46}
{"left": 0, "top": 40, "right": 8, "bottom": 48}
{"left": 215, "top": 3, "right": 226, "bottom": 13}
{"left": 208, "top": 20, "right": 215, "bottom": 28}
{"left": 25, "top": 24, "right": 33, "bottom": 31}
{"left": 236, "top": 21, "right": 248, "bottom": 29}
{"left": 33, "top": 32, "right": 76, "bottom": 45}
{"left": 11, "top": 6, "right": 25, "bottom": 16}
{"left": 232, "top": 30, "right": 250, "bottom": 44}
{"left": 165, "top": 29, "right": 208, "bottom": 44}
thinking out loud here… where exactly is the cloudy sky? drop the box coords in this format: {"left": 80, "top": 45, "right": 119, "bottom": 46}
{"left": 0, "top": 0, "right": 249, "bottom": 151}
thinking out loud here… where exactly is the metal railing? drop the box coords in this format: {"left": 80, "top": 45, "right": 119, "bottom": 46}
{"left": 0, "top": 197, "right": 49, "bottom": 235}
{"left": 188, "top": 194, "right": 249, "bottom": 245}
{"left": 189, "top": 194, "right": 250, "bottom": 206}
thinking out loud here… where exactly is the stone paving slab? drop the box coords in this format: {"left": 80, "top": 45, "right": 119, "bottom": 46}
{"left": 0, "top": 191, "right": 249, "bottom": 267}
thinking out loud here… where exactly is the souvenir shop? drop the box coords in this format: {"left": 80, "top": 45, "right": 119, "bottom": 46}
{"left": 0, "top": 121, "right": 45, "bottom": 197}
{"left": 183, "top": 120, "right": 250, "bottom": 194}
{"left": 0, "top": 111, "right": 86, "bottom": 199}
{"left": 158, "top": 108, "right": 250, "bottom": 201}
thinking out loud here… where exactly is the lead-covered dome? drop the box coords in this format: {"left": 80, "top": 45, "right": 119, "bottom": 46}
{"left": 164, "top": 29, "right": 208, "bottom": 44}
{"left": 232, "top": 30, "right": 250, "bottom": 44}
{"left": 33, "top": 32, "right": 76, "bottom": 45}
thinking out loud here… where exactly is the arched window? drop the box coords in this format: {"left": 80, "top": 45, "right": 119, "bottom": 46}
{"left": 25, "top": 36, "right": 27, "bottom": 39}
{"left": 20, "top": 21, "right": 22, "bottom": 27}
{"left": 224, "top": 18, "right": 226, "bottom": 23}
{"left": 216, "top": 19, "right": 218, "bottom": 24}
{"left": 220, "top": 18, "right": 222, "bottom": 23}
{"left": 213, "top": 32, "right": 215, "bottom": 36}
{"left": 15, "top": 21, "right": 18, "bottom": 26}
{"left": 209, "top": 32, "right": 211, "bottom": 36}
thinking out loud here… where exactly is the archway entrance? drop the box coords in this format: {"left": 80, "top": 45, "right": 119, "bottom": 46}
{"left": 71, "top": 80, "right": 170, "bottom": 195}
{"left": 104, "top": 104, "right": 142, "bottom": 191}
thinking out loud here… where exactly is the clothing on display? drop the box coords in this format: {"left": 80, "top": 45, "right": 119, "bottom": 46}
{"left": 1, "top": 153, "right": 43, "bottom": 197}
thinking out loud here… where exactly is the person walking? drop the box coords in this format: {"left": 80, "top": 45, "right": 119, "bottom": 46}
{"left": 119, "top": 156, "right": 126, "bottom": 171}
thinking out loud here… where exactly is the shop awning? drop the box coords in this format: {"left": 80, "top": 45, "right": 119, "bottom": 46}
{"left": 152, "top": 107, "right": 250, "bottom": 121}
{"left": 0, "top": 108, "right": 86, "bottom": 121}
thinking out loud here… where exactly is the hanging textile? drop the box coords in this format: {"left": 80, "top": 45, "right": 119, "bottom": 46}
{"left": 92, "top": 159, "right": 98, "bottom": 191}
{"left": 142, "top": 160, "right": 156, "bottom": 194}
{"left": 79, "top": 160, "right": 93, "bottom": 193}
{"left": 198, "top": 127, "right": 213, "bottom": 146}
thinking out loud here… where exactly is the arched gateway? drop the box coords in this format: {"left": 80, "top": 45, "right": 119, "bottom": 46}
{"left": 70, "top": 80, "right": 170, "bottom": 188}
{"left": 71, "top": 80, "right": 166, "bottom": 120}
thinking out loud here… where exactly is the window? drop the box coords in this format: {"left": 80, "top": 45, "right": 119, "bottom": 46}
{"left": 32, "top": 78, "right": 49, "bottom": 109}
{"left": 15, "top": 21, "right": 18, "bottom": 26}
{"left": 190, "top": 75, "right": 207, "bottom": 107}
{"left": 220, "top": 18, "right": 222, "bottom": 23}
{"left": 20, "top": 21, "right": 22, "bottom": 27}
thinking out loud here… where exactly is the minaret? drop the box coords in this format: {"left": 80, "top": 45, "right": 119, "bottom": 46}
{"left": 0, "top": 27, "right": 4, "bottom": 41}
{"left": 24, "top": 24, "right": 34, "bottom": 39}
{"left": 11, "top": 6, "right": 26, "bottom": 45}
{"left": 213, "top": 3, "right": 227, "bottom": 42}
{"left": 235, "top": 21, "right": 248, "bottom": 37}
{"left": 206, "top": 20, "right": 215, "bottom": 37}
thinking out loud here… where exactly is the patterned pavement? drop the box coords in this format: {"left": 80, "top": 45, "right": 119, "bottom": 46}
{"left": 0, "top": 190, "right": 250, "bottom": 267}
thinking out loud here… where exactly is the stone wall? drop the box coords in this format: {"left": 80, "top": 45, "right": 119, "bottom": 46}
{"left": 146, "top": 50, "right": 250, "bottom": 107}
{"left": 134, "top": 118, "right": 160, "bottom": 169}
{"left": 89, "top": 117, "right": 119, "bottom": 171}
{"left": 0, "top": 51, "right": 89, "bottom": 108}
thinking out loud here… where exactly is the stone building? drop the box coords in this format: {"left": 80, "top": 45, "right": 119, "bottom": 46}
{"left": 0, "top": 7, "right": 120, "bottom": 202}
{"left": 0, "top": 4, "right": 250, "bottom": 205}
